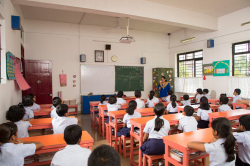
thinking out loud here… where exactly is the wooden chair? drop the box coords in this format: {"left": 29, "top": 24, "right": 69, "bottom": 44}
{"left": 105, "top": 123, "right": 110, "bottom": 143}
{"left": 118, "top": 135, "right": 139, "bottom": 159}
{"left": 142, "top": 154, "right": 164, "bottom": 166}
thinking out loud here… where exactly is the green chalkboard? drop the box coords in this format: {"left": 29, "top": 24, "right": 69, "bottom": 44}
{"left": 115, "top": 66, "right": 144, "bottom": 91}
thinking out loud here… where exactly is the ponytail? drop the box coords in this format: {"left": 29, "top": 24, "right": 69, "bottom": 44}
{"left": 154, "top": 115, "right": 164, "bottom": 131}
{"left": 154, "top": 103, "right": 165, "bottom": 131}
{"left": 171, "top": 95, "right": 176, "bottom": 108}
{"left": 149, "top": 90, "right": 154, "bottom": 100}
{"left": 100, "top": 95, "right": 107, "bottom": 104}
{"left": 224, "top": 133, "right": 236, "bottom": 162}
{"left": 126, "top": 100, "right": 137, "bottom": 115}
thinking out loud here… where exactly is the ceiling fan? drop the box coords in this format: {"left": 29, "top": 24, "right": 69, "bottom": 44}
{"left": 102, "top": 17, "right": 134, "bottom": 31}
{"left": 119, "top": 17, "right": 135, "bottom": 44}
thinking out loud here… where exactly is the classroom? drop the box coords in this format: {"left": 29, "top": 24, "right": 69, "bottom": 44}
{"left": 0, "top": 0, "right": 250, "bottom": 166}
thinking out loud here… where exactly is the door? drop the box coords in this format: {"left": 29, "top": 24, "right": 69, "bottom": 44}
{"left": 23, "top": 60, "right": 52, "bottom": 104}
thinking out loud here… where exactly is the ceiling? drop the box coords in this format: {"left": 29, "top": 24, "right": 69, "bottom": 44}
{"left": 145, "top": 0, "right": 250, "bottom": 17}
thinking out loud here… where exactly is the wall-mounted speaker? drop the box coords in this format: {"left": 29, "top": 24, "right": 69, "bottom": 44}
{"left": 207, "top": 39, "right": 214, "bottom": 48}
{"left": 141, "top": 57, "right": 146, "bottom": 64}
{"left": 11, "top": 15, "right": 21, "bottom": 30}
{"left": 80, "top": 54, "right": 86, "bottom": 62}
{"left": 105, "top": 44, "right": 111, "bottom": 50}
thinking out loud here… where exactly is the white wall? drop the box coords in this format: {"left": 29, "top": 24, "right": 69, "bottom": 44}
{"left": 24, "top": 19, "right": 169, "bottom": 112}
{"left": 169, "top": 6, "right": 250, "bottom": 98}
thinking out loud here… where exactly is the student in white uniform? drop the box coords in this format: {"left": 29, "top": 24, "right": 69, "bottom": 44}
{"left": 165, "top": 90, "right": 173, "bottom": 102}
{"left": 28, "top": 93, "right": 41, "bottom": 110}
{"left": 52, "top": 104, "right": 79, "bottom": 134}
{"left": 0, "top": 122, "right": 43, "bottom": 166}
{"left": 146, "top": 90, "right": 159, "bottom": 108}
{"left": 51, "top": 97, "right": 60, "bottom": 109}
{"left": 233, "top": 88, "right": 242, "bottom": 109}
{"left": 218, "top": 96, "right": 232, "bottom": 112}
{"left": 135, "top": 90, "right": 145, "bottom": 109}
{"left": 22, "top": 96, "right": 34, "bottom": 121}
{"left": 116, "top": 91, "right": 127, "bottom": 104}
{"left": 188, "top": 118, "right": 236, "bottom": 166}
{"left": 50, "top": 97, "right": 62, "bottom": 118}
{"left": 51, "top": 125, "right": 91, "bottom": 166}
{"left": 99, "top": 95, "right": 107, "bottom": 105}
{"left": 166, "top": 95, "right": 179, "bottom": 114}
{"left": 106, "top": 95, "right": 121, "bottom": 123}
{"left": 178, "top": 106, "right": 197, "bottom": 133}
{"left": 203, "top": 89, "right": 211, "bottom": 100}
{"left": 140, "top": 103, "right": 170, "bottom": 166}
{"left": 195, "top": 88, "right": 203, "bottom": 104}
{"left": 180, "top": 94, "right": 191, "bottom": 106}
{"left": 6, "top": 105, "right": 32, "bottom": 138}
{"left": 195, "top": 97, "right": 212, "bottom": 128}
{"left": 233, "top": 115, "right": 250, "bottom": 166}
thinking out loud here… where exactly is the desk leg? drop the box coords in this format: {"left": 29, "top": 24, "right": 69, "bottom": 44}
{"left": 202, "top": 157, "right": 206, "bottom": 166}
{"left": 183, "top": 150, "right": 189, "bottom": 166}
{"left": 115, "top": 118, "right": 118, "bottom": 151}
{"left": 75, "top": 105, "right": 78, "bottom": 114}
{"left": 102, "top": 115, "right": 105, "bottom": 138}
{"left": 109, "top": 117, "right": 112, "bottom": 147}
{"left": 165, "top": 143, "right": 171, "bottom": 166}
{"left": 90, "top": 106, "right": 93, "bottom": 128}
{"left": 138, "top": 127, "right": 143, "bottom": 166}
{"left": 130, "top": 125, "right": 135, "bottom": 166}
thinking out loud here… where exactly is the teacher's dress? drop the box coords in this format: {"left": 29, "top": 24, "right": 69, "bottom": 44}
{"left": 158, "top": 82, "right": 171, "bottom": 98}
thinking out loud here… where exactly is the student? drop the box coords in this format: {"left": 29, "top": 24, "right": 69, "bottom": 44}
{"left": 178, "top": 106, "right": 197, "bottom": 133}
{"left": 106, "top": 95, "right": 121, "bottom": 123}
{"left": 203, "top": 89, "right": 210, "bottom": 99}
{"left": 146, "top": 90, "right": 159, "bottom": 108}
{"left": 218, "top": 96, "right": 232, "bottom": 112}
{"left": 6, "top": 105, "right": 32, "bottom": 138}
{"left": 117, "top": 100, "right": 141, "bottom": 137}
{"left": 180, "top": 94, "right": 191, "bottom": 106}
{"left": 140, "top": 103, "right": 170, "bottom": 166}
{"left": 220, "top": 93, "right": 227, "bottom": 98}
{"left": 165, "top": 90, "right": 173, "bottom": 102}
{"left": 116, "top": 91, "right": 127, "bottom": 104}
{"left": 51, "top": 97, "right": 60, "bottom": 109}
{"left": 99, "top": 95, "right": 107, "bottom": 105}
{"left": 88, "top": 144, "right": 121, "bottom": 166}
{"left": 52, "top": 104, "right": 78, "bottom": 134}
{"left": 195, "top": 88, "right": 203, "bottom": 104}
{"left": 187, "top": 118, "right": 236, "bottom": 166}
{"left": 195, "top": 97, "right": 212, "bottom": 128}
{"left": 51, "top": 125, "right": 91, "bottom": 166}
{"left": 135, "top": 90, "right": 145, "bottom": 109}
{"left": 233, "top": 115, "right": 250, "bottom": 166}
{"left": 166, "top": 95, "right": 179, "bottom": 114}
{"left": 28, "top": 93, "right": 40, "bottom": 110}
{"left": 22, "top": 96, "right": 34, "bottom": 121}
{"left": 233, "top": 88, "right": 242, "bottom": 109}
{"left": 0, "top": 122, "right": 43, "bottom": 166}
{"left": 50, "top": 97, "right": 62, "bottom": 118}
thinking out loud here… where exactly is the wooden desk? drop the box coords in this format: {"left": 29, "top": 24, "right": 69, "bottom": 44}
{"left": 130, "top": 113, "right": 184, "bottom": 166}
{"left": 20, "top": 131, "right": 93, "bottom": 166}
{"left": 180, "top": 96, "right": 195, "bottom": 100}
{"left": 163, "top": 128, "right": 212, "bottom": 166}
{"left": 232, "top": 103, "right": 248, "bottom": 109}
{"left": 208, "top": 98, "right": 233, "bottom": 105}
{"left": 89, "top": 101, "right": 101, "bottom": 129}
{"left": 34, "top": 105, "right": 78, "bottom": 117}
{"left": 40, "top": 104, "right": 53, "bottom": 108}
{"left": 176, "top": 105, "right": 199, "bottom": 113}
{"left": 154, "top": 101, "right": 183, "bottom": 107}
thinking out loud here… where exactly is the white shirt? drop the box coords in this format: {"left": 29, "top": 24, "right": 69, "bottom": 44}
{"left": 233, "top": 95, "right": 241, "bottom": 103}
{"left": 180, "top": 100, "right": 191, "bottom": 106}
{"left": 203, "top": 94, "right": 211, "bottom": 99}
{"left": 23, "top": 107, "right": 34, "bottom": 120}
{"left": 0, "top": 143, "right": 36, "bottom": 166}
{"left": 233, "top": 131, "right": 250, "bottom": 164}
{"left": 167, "top": 102, "right": 179, "bottom": 113}
{"left": 146, "top": 97, "right": 159, "bottom": 108}
{"left": 135, "top": 98, "right": 145, "bottom": 109}
{"left": 165, "top": 95, "right": 171, "bottom": 102}
{"left": 50, "top": 108, "right": 59, "bottom": 118}
{"left": 51, "top": 106, "right": 55, "bottom": 109}
{"left": 196, "top": 94, "right": 203, "bottom": 104}
{"left": 218, "top": 104, "right": 232, "bottom": 112}
{"left": 31, "top": 103, "right": 41, "bottom": 110}
{"left": 52, "top": 117, "right": 78, "bottom": 134}
{"left": 116, "top": 98, "right": 127, "bottom": 104}
{"left": 15, "top": 120, "right": 32, "bottom": 138}
{"left": 107, "top": 103, "right": 121, "bottom": 116}
{"left": 204, "top": 138, "right": 235, "bottom": 166}
{"left": 99, "top": 101, "right": 107, "bottom": 105}
{"left": 51, "top": 145, "right": 91, "bottom": 166}
{"left": 197, "top": 108, "right": 212, "bottom": 121}
{"left": 123, "top": 111, "right": 141, "bottom": 128}
{"left": 143, "top": 116, "right": 170, "bottom": 139}
{"left": 178, "top": 116, "right": 197, "bottom": 133}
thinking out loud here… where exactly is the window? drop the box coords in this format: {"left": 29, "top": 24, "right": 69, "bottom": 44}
{"left": 177, "top": 50, "right": 203, "bottom": 77}
{"left": 232, "top": 41, "right": 250, "bottom": 76}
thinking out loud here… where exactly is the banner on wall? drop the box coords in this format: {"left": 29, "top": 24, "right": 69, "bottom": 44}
{"left": 213, "top": 60, "right": 230, "bottom": 76}
{"left": 6, "top": 52, "right": 15, "bottom": 80}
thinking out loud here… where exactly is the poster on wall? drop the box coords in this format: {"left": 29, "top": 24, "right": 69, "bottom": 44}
{"left": 213, "top": 60, "right": 230, "bottom": 76}
{"left": 6, "top": 52, "right": 15, "bottom": 80}
{"left": 203, "top": 63, "right": 213, "bottom": 76}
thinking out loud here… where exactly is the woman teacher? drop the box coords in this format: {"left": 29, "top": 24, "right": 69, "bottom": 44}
{"left": 158, "top": 76, "right": 171, "bottom": 98}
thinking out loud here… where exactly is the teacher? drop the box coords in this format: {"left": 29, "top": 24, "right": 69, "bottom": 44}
{"left": 158, "top": 76, "right": 171, "bottom": 98}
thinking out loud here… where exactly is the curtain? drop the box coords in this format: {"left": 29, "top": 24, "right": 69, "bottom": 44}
{"left": 175, "top": 77, "right": 203, "bottom": 93}
{"left": 227, "top": 77, "right": 250, "bottom": 98}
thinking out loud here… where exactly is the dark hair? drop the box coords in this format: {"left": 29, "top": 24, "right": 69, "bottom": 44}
{"left": 64, "top": 125, "right": 82, "bottom": 145}
{"left": 183, "top": 94, "right": 189, "bottom": 100}
{"left": 171, "top": 95, "right": 177, "bottom": 108}
{"left": 161, "top": 76, "right": 167, "bottom": 82}
{"left": 168, "top": 90, "right": 173, "bottom": 95}
{"left": 220, "top": 93, "right": 227, "bottom": 97}
{"left": 239, "top": 115, "right": 250, "bottom": 131}
{"left": 154, "top": 103, "right": 165, "bottom": 132}
{"left": 135, "top": 90, "right": 141, "bottom": 98}
{"left": 149, "top": 90, "right": 155, "bottom": 100}
{"left": 197, "top": 88, "right": 203, "bottom": 94}
{"left": 108, "top": 95, "right": 117, "bottom": 104}
{"left": 211, "top": 118, "right": 235, "bottom": 162}
{"left": 220, "top": 96, "right": 229, "bottom": 104}
{"left": 22, "top": 95, "right": 34, "bottom": 107}
{"left": 184, "top": 106, "right": 194, "bottom": 116}
{"left": 88, "top": 144, "right": 121, "bottom": 166}
{"left": 6, "top": 105, "right": 25, "bottom": 122}
{"left": 126, "top": 100, "right": 137, "bottom": 115}
{"left": 117, "top": 91, "right": 124, "bottom": 98}
{"left": 0, "top": 122, "right": 18, "bottom": 145}
{"left": 56, "top": 104, "right": 69, "bottom": 117}
{"left": 100, "top": 95, "right": 107, "bottom": 104}
{"left": 53, "top": 97, "right": 62, "bottom": 107}
{"left": 234, "top": 88, "right": 241, "bottom": 95}
{"left": 199, "top": 96, "right": 210, "bottom": 110}
{"left": 28, "top": 93, "right": 34, "bottom": 98}
{"left": 203, "top": 89, "right": 209, "bottom": 94}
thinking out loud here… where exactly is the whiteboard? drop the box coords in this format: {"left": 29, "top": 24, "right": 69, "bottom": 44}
{"left": 81, "top": 65, "right": 115, "bottom": 93}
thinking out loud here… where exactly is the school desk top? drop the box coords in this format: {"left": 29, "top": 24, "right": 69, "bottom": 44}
{"left": 40, "top": 104, "right": 53, "bottom": 108}
{"left": 109, "top": 108, "right": 154, "bottom": 117}
{"left": 209, "top": 109, "right": 250, "bottom": 118}
{"left": 30, "top": 116, "right": 75, "bottom": 125}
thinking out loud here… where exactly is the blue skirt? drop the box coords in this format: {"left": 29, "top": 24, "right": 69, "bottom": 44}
{"left": 168, "top": 112, "right": 177, "bottom": 114}
{"left": 117, "top": 127, "right": 131, "bottom": 137}
{"left": 197, "top": 120, "right": 209, "bottom": 128}
{"left": 140, "top": 139, "right": 165, "bottom": 155}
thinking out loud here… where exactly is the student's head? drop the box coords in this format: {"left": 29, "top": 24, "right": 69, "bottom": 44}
{"left": 171, "top": 95, "right": 177, "bottom": 108}
{"left": 117, "top": 91, "right": 124, "bottom": 98}
{"left": 234, "top": 88, "right": 241, "bottom": 95}
{"left": 64, "top": 125, "right": 82, "bottom": 145}
{"left": 219, "top": 96, "right": 229, "bottom": 105}
{"left": 135, "top": 90, "right": 141, "bottom": 98}
{"left": 154, "top": 103, "right": 165, "bottom": 132}
{"left": 239, "top": 115, "right": 250, "bottom": 131}
{"left": 56, "top": 104, "right": 69, "bottom": 117}
{"left": 53, "top": 97, "right": 62, "bottom": 107}
{"left": 196, "top": 88, "right": 203, "bottom": 94}
{"left": 183, "top": 94, "right": 189, "bottom": 101}
{"left": 6, "top": 105, "right": 25, "bottom": 122}
{"left": 88, "top": 144, "right": 121, "bottom": 166}
{"left": 100, "top": 95, "right": 107, "bottom": 104}
{"left": 108, "top": 95, "right": 117, "bottom": 104}
{"left": 161, "top": 76, "right": 166, "bottom": 82}
{"left": 28, "top": 93, "right": 36, "bottom": 102}
{"left": 183, "top": 106, "right": 194, "bottom": 116}
{"left": 199, "top": 96, "right": 210, "bottom": 110}
{"left": 203, "top": 89, "right": 209, "bottom": 94}
{"left": 22, "top": 95, "right": 34, "bottom": 107}
{"left": 126, "top": 100, "right": 137, "bottom": 115}
{"left": 211, "top": 118, "right": 235, "bottom": 162}
{"left": 149, "top": 90, "right": 155, "bottom": 100}
{"left": 0, "top": 122, "right": 18, "bottom": 145}
{"left": 168, "top": 90, "right": 173, "bottom": 96}
{"left": 220, "top": 93, "right": 227, "bottom": 98}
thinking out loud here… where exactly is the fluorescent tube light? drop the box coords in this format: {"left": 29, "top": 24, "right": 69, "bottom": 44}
{"left": 181, "top": 37, "right": 195, "bottom": 43}
{"left": 241, "top": 21, "right": 250, "bottom": 26}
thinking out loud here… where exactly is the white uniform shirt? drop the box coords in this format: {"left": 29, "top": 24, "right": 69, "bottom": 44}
{"left": 99, "top": 101, "right": 107, "bottom": 105}
{"left": 51, "top": 145, "right": 91, "bottom": 166}
{"left": 218, "top": 104, "right": 232, "bottom": 112}
{"left": 204, "top": 138, "right": 235, "bottom": 166}
{"left": 135, "top": 99, "right": 145, "bottom": 109}
{"left": 15, "top": 120, "right": 32, "bottom": 138}
{"left": 233, "top": 131, "right": 250, "bottom": 164}
{"left": 0, "top": 143, "right": 36, "bottom": 166}
{"left": 178, "top": 116, "right": 197, "bottom": 133}
{"left": 23, "top": 107, "right": 34, "bottom": 120}
{"left": 143, "top": 116, "right": 170, "bottom": 139}
{"left": 180, "top": 100, "right": 191, "bottom": 106}
{"left": 116, "top": 98, "right": 127, "bottom": 104}
{"left": 51, "top": 106, "right": 55, "bottom": 109}
{"left": 123, "top": 111, "right": 141, "bottom": 128}
{"left": 50, "top": 108, "right": 59, "bottom": 118}
{"left": 203, "top": 94, "right": 211, "bottom": 99}
{"left": 107, "top": 103, "right": 121, "bottom": 116}
{"left": 146, "top": 97, "right": 159, "bottom": 108}
{"left": 197, "top": 108, "right": 212, "bottom": 121}
{"left": 196, "top": 94, "right": 203, "bottom": 104}
{"left": 165, "top": 95, "right": 171, "bottom": 102}
{"left": 167, "top": 102, "right": 179, "bottom": 113}
{"left": 31, "top": 103, "right": 40, "bottom": 110}
{"left": 233, "top": 95, "right": 241, "bottom": 103}
{"left": 52, "top": 117, "right": 78, "bottom": 134}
